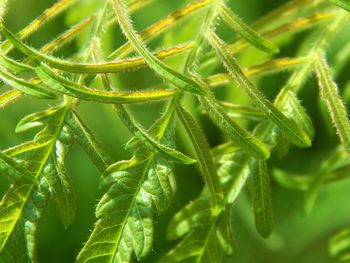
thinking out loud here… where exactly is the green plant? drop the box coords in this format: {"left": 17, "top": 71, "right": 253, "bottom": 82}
{"left": 0, "top": 0, "right": 350, "bottom": 262}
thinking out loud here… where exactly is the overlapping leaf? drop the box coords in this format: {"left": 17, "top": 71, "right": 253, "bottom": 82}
{"left": 0, "top": 0, "right": 349, "bottom": 262}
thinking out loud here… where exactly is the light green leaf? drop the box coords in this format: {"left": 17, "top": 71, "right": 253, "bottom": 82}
{"left": 109, "top": 0, "right": 211, "bottom": 59}
{"left": 125, "top": 97, "right": 178, "bottom": 151}
{"left": 220, "top": 5, "right": 279, "bottom": 53}
{"left": 142, "top": 157, "right": 175, "bottom": 214}
{"left": 77, "top": 157, "right": 175, "bottom": 262}
{"left": 0, "top": 50, "right": 32, "bottom": 73}
{"left": 167, "top": 196, "right": 212, "bottom": 240}
{"left": 0, "top": 66, "right": 57, "bottom": 99}
{"left": 111, "top": 0, "right": 207, "bottom": 96}
{"left": 177, "top": 105, "right": 224, "bottom": 210}
{"left": 0, "top": 89, "right": 21, "bottom": 108}
{"left": 1, "top": 0, "right": 76, "bottom": 53}
{"left": 315, "top": 53, "right": 350, "bottom": 155}
{"left": 219, "top": 101, "right": 265, "bottom": 121}
{"left": 0, "top": 104, "right": 69, "bottom": 252}
{"left": 0, "top": 23, "right": 193, "bottom": 74}
{"left": 45, "top": 126, "right": 76, "bottom": 228}
{"left": 273, "top": 148, "right": 350, "bottom": 192}
{"left": 329, "top": 0, "right": 350, "bottom": 11}
{"left": 16, "top": 105, "right": 63, "bottom": 133}
{"left": 35, "top": 63, "right": 176, "bottom": 104}
{"left": 216, "top": 208, "right": 235, "bottom": 256}
{"left": 217, "top": 151, "right": 251, "bottom": 204}
{"left": 0, "top": 175, "right": 50, "bottom": 263}
{"left": 0, "top": 151, "right": 36, "bottom": 183}
{"left": 115, "top": 105, "right": 196, "bottom": 165}
{"left": 206, "top": 57, "right": 307, "bottom": 88}
{"left": 159, "top": 223, "right": 222, "bottom": 263}
{"left": 3, "top": 140, "right": 51, "bottom": 158}
{"left": 66, "top": 110, "right": 112, "bottom": 172}
{"left": 0, "top": 0, "right": 9, "bottom": 20}
{"left": 100, "top": 156, "right": 140, "bottom": 190}
{"left": 200, "top": 97, "right": 270, "bottom": 160}
{"left": 329, "top": 227, "right": 350, "bottom": 262}
{"left": 206, "top": 31, "right": 311, "bottom": 148}
{"left": 276, "top": 89, "right": 315, "bottom": 142}
{"left": 247, "top": 160, "right": 274, "bottom": 238}
{"left": 272, "top": 169, "right": 311, "bottom": 191}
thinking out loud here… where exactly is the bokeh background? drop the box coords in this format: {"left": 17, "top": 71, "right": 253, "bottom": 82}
{"left": 1, "top": 0, "right": 350, "bottom": 262}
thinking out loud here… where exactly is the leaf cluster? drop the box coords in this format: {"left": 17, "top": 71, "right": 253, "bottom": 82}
{"left": 0, "top": 0, "right": 350, "bottom": 262}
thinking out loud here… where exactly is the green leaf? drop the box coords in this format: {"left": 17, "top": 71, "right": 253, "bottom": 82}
{"left": 206, "top": 31, "right": 311, "bottom": 148}
{"left": 77, "top": 157, "right": 175, "bottom": 262}
{"left": 125, "top": 99, "right": 177, "bottom": 149}
{"left": 0, "top": 66, "right": 57, "bottom": 99}
{"left": 111, "top": 0, "right": 207, "bottom": 96}
{"left": 39, "top": 15, "right": 94, "bottom": 56}
{"left": 0, "top": 175, "right": 50, "bottom": 263}
{"left": 109, "top": 0, "right": 211, "bottom": 59}
{"left": 0, "top": 151, "right": 36, "bottom": 183}
{"left": 0, "top": 23, "right": 193, "bottom": 74}
{"left": 216, "top": 208, "right": 235, "bottom": 256}
{"left": 167, "top": 196, "right": 212, "bottom": 241}
{"left": 206, "top": 57, "right": 306, "bottom": 88}
{"left": 276, "top": 89, "right": 315, "bottom": 141}
{"left": 200, "top": 97, "right": 270, "bottom": 160}
{"left": 0, "top": 89, "right": 21, "bottom": 108}
{"left": 3, "top": 140, "right": 50, "bottom": 158}
{"left": 0, "top": 0, "right": 9, "bottom": 20}
{"left": 35, "top": 63, "right": 176, "bottom": 104}
{"left": 66, "top": 110, "right": 112, "bottom": 172}
{"left": 115, "top": 104, "right": 196, "bottom": 165}
{"left": 220, "top": 5, "right": 279, "bottom": 53}
{"left": 177, "top": 105, "right": 224, "bottom": 210}
{"left": 219, "top": 101, "right": 265, "bottom": 121}
{"left": 159, "top": 223, "right": 223, "bottom": 263}
{"left": 143, "top": 157, "right": 175, "bottom": 214}
{"left": 329, "top": 227, "right": 350, "bottom": 262}
{"left": 217, "top": 151, "right": 251, "bottom": 204}
{"left": 315, "top": 53, "right": 350, "bottom": 155}
{"left": 329, "top": 0, "right": 350, "bottom": 12}
{"left": 272, "top": 169, "right": 311, "bottom": 191}
{"left": 0, "top": 50, "right": 32, "bottom": 73}
{"left": 247, "top": 160, "right": 274, "bottom": 238}
{"left": 0, "top": 104, "right": 69, "bottom": 252}
{"left": 1, "top": 0, "right": 76, "bottom": 53}
{"left": 100, "top": 156, "right": 140, "bottom": 190}
{"left": 16, "top": 105, "right": 63, "bottom": 133}
{"left": 45, "top": 126, "right": 76, "bottom": 228}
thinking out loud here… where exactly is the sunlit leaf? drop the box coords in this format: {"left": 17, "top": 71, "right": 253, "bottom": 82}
{"left": 207, "top": 31, "right": 311, "bottom": 148}
{"left": 220, "top": 5, "right": 279, "bottom": 53}
{"left": 200, "top": 96, "right": 270, "bottom": 160}
{"left": 111, "top": 0, "right": 207, "bottom": 96}
{"left": 35, "top": 63, "right": 176, "bottom": 104}
{"left": 315, "top": 53, "right": 350, "bottom": 155}
{"left": 45, "top": 126, "right": 76, "bottom": 228}
{"left": 330, "top": 227, "right": 350, "bottom": 262}
{"left": 0, "top": 175, "right": 50, "bottom": 262}
{"left": 177, "top": 106, "right": 224, "bottom": 210}
{"left": 0, "top": 89, "right": 20, "bottom": 108}
{"left": 329, "top": 0, "right": 350, "bottom": 11}
{"left": 0, "top": 66, "right": 57, "bottom": 99}
{"left": 109, "top": 0, "right": 211, "bottom": 59}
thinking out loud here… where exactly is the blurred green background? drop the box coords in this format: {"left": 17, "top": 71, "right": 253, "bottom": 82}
{"left": 1, "top": 0, "right": 350, "bottom": 262}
